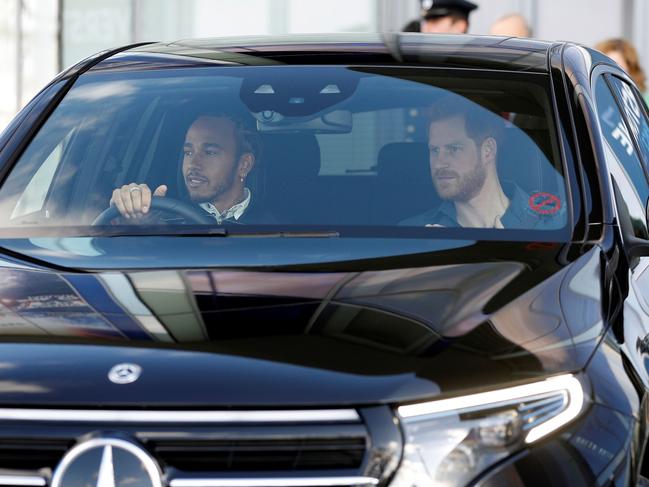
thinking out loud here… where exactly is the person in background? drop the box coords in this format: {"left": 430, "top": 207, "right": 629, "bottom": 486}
{"left": 595, "top": 38, "right": 649, "bottom": 105}
{"left": 489, "top": 13, "right": 531, "bottom": 38}
{"left": 402, "top": 0, "right": 478, "bottom": 34}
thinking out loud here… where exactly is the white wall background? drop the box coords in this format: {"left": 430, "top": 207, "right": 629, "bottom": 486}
{"left": 0, "top": 0, "right": 58, "bottom": 129}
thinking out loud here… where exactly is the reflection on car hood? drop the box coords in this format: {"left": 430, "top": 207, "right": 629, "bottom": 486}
{"left": 0, "top": 237, "right": 604, "bottom": 406}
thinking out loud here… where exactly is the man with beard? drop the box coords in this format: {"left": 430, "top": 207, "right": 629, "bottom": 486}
{"left": 401, "top": 98, "right": 547, "bottom": 229}
{"left": 110, "top": 113, "right": 271, "bottom": 224}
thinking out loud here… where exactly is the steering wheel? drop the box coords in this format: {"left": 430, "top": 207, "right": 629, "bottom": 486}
{"left": 92, "top": 197, "right": 216, "bottom": 226}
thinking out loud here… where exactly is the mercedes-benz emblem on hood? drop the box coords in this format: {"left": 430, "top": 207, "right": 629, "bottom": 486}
{"left": 108, "top": 363, "right": 142, "bottom": 384}
{"left": 51, "top": 437, "right": 162, "bottom": 487}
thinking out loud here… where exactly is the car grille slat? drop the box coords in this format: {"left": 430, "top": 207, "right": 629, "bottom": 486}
{"left": 153, "top": 437, "right": 367, "bottom": 471}
{"left": 0, "top": 440, "right": 69, "bottom": 470}
{"left": 166, "top": 474, "right": 379, "bottom": 487}
{"left": 0, "top": 468, "right": 49, "bottom": 487}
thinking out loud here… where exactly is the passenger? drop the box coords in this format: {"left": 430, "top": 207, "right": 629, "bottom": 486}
{"left": 401, "top": 98, "right": 553, "bottom": 229}
{"left": 110, "top": 113, "right": 272, "bottom": 224}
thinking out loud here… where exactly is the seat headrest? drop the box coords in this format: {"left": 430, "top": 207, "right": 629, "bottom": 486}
{"left": 262, "top": 134, "right": 321, "bottom": 179}
{"left": 377, "top": 142, "right": 429, "bottom": 181}
{"left": 372, "top": 142, "right": 436, "bottom": 224}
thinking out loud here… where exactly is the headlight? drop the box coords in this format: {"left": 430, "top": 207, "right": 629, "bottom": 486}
{"left": 391, "top": 374, "right": 586, "bottom": 486}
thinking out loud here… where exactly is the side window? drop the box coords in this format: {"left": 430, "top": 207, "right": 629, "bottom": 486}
{"left": 10, "top": 130, "right": 74, "bottom": 220}
{"left": 595, "top": 76, "right": 649, "bottom": 239}
{"left": 607, "top": 75, "right": 649, "bottom": 171}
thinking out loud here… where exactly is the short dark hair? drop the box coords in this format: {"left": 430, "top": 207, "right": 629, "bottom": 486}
{"left": 424, "top": 9, "right": 469, "bottom": 22}
{"left": 427, "top": 96, "right": 503, "bottom": 144}
{"left": 196, "top": 112, "right": 262, "bottom": 161}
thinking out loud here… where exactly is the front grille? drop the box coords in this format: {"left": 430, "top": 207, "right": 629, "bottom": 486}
{"left": 0, "top": 407, "right": 394, "bottom": 487}
{"left": 0, "top": 437, "right": 367, "bottom": 472}
{"left": 153, "top": 436, "right": 366, "bottom": 471}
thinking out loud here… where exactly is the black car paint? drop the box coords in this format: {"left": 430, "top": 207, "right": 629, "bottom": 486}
{"left": 0, "top": 240, "right": 602, "bottom": 405}
{"left": 0, "top": 34, "right": 647, "bottom": 485}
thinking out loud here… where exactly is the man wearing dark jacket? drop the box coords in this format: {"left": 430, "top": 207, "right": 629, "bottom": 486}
{"left": 402, "top": 0, "right": 478, "bottom": 34}
{"left": 401, "top": 97, "right": 559, "bottom": 230}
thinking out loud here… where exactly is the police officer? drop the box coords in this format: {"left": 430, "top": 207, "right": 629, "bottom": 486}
{"left": 402, "top": 0, "right": 478, "bottom": 34}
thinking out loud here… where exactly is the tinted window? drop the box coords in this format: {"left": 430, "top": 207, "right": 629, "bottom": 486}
{"left": 596, "top": 76, "right": 649, "bottom": 239}
{"left": 0, "top": 66, "right": 568, "bottom": 238}
{"left": 608, "top": 75, "right": 649, "bottom": 170}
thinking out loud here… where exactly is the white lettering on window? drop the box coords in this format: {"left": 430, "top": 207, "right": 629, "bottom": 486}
{"left": 619, "top": 82, "right": 641, "bottom": 139}
{"left": 612, "top": 121, "right": 635, "bottom": 156}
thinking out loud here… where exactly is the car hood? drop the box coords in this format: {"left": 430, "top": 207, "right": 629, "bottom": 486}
{"left": 0, "top": 237, "right": 605, "bottom": 407}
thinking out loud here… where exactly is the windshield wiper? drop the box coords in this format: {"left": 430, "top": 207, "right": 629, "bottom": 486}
{"left": 66, "top": 226, "right": 341, "bottom": 238}
{"left": 239, "top": 231, "right": 341, "bottom": 238}
{"left": 173, "top": 228, "right": 341, "bottom": 238}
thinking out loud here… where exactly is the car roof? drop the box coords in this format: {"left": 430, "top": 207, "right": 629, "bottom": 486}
{"left": 88, "top": 33, "right": 557, "bottom": 74}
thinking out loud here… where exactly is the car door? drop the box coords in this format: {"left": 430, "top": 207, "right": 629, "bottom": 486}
{"left": 593, "top": 71, "right": 649, "bottom": 387}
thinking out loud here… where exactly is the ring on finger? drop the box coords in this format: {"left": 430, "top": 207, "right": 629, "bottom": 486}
{"left": 129, "top": 186, "right": 142, "bottom": 193}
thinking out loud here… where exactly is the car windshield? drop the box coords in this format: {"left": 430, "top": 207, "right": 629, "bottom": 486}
{"left": 0, "top": 65, "right": 569, "bottom": 239}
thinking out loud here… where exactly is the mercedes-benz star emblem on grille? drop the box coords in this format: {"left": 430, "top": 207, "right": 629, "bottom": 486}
{"left": 108, "top": 363, "right": 142, "bottom": 384}
{"left": 51, "top": 437, "right": 162, "bottom": 487}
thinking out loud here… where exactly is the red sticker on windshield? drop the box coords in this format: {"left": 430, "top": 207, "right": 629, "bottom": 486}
{"left": 529, "top": 192, "right": 561, "bottom": 215}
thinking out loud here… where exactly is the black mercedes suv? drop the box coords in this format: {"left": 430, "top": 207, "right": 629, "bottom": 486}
{"left": 0, "top": 33, "right": 647, "bottom": 486}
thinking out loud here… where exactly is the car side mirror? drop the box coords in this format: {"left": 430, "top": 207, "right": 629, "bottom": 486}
{"left": 612, "top": 182, "right": 649, "bottom": 260}
{"left": 627, "top": 197, "right": 649, "bottom": 259}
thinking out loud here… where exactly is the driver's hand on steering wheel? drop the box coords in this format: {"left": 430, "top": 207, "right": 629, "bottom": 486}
{"left": 110, "top": 183, "right": 167, "bottom": 219}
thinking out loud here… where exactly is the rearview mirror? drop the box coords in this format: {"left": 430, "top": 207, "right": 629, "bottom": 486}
{"left": 255, "top": 110, "right": 352, "bottom": 134}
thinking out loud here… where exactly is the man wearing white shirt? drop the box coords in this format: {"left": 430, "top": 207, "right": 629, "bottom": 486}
{"left": 110, "top": 114, "right": 271, "bottom": 224}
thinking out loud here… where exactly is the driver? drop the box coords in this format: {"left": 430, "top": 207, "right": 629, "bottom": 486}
{"left": 110, "top": 113, "right": 271, "bottom": 224}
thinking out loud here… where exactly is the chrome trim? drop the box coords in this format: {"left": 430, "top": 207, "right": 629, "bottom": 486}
{"left": 169, "top": 477, "right": 379, "bottom": 487}
{"left": 51, "top": 437, "right": 162, "bottom": 487}
{"left": 0, "top": 476, "right": 46, "bottom": 486}
{"left": 0, "top": 408, "right": 360, "bottom": 423}
{"left": 107, "top": 363, "right": 143, "bottom": 385}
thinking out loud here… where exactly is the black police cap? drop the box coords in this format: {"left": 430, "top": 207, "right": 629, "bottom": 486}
{"left": 422, "top": 0, "right": 478, "bottom": 19}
